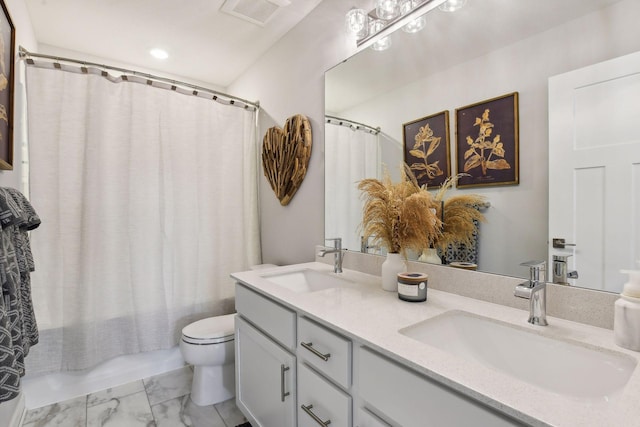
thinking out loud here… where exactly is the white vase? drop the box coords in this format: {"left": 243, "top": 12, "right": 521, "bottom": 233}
{"left": 381, "top": 252, "right": 406, "bottom": 292}
{"left": 419, "top": 248, "right": 442, "bottom": 264}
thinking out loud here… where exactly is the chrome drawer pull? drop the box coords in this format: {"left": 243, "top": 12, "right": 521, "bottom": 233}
{"left": 280, "top": 364, "right": 290, "bottom": 402}
{"left": 301, "top": 404, "right": 332, "bottom": 426}
{"left": 301, "top": 341, "right": 331, "bottom": 361}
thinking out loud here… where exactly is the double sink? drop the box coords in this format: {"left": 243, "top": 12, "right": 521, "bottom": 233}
{"left": 261, "top": 266, "right": 637, "bottom": 400}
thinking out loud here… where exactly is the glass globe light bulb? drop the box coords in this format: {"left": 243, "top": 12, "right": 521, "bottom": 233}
{"left": 399, "top": 0, "right": 426, "bottom": 33}
{"left": 369, "top": 19, "right": 392, "bottom": 51}
{"left": 376, "top": 0, "right": 400, "bottom": 20}
{"left": 345, "top": 8, "right": 369, "bottom": 39}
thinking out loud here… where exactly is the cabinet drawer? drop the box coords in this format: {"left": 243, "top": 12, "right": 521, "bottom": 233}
{"left": 357, "top": 408, "right": 391, "bottom": 427}
{"left": 235, "top": 283, "right": 296, "bottom": 350}
{"left": 298, "top": 316, "right": 352, "bottom": 388}
{"left": 298, "top": 362, "right": 351, "bottom": 427}
{"left": 357, "top": 347, "right": 522, "bottom": 427}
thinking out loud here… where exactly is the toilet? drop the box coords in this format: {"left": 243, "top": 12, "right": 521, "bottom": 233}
{"left": 179, "top": 313, "right": 236, "bottom": 406}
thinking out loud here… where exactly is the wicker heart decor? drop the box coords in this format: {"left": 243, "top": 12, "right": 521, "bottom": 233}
{"left": 262, "top": 114, "right": 312, "bottom": 206}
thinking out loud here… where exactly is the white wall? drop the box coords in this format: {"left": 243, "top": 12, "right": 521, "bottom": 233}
{"left": 229, "top": 0, "right": 360, "bottom": 265}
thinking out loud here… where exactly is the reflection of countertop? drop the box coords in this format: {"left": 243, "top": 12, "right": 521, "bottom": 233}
{"left": 231, "top": 262, "right": 640, "bottom": 427}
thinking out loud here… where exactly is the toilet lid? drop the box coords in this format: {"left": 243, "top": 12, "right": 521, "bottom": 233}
{"left": 182, "top": 313, "right": 235, "bottom": 343}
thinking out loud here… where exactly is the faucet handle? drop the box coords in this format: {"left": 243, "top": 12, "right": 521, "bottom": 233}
{"left": 520, "top": 260, "right": 546, "bottom": 282}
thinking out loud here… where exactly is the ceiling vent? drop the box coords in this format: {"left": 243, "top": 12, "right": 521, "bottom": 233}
{"left": 220, "top": 0, "right": 291, "bottom": 26}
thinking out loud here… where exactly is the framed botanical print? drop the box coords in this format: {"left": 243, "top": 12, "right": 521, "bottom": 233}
{"left": 0, "top": 0, "right": 14, "bottom": 170}
{"left": 403, "top": 110, "right": 451, "bottom": 189}
{"left": 455, "top": 92, "right": 519, "bottom": 188}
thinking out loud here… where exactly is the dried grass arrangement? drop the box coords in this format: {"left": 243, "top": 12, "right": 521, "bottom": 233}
{"left": 359, "top": 168, "right": 487, "bottom": 259}
{"left": 432, "top": 174, "right": 487, "bottom": 252}
{"left": 358, "top": 166, "right": 442, "bottom": 257}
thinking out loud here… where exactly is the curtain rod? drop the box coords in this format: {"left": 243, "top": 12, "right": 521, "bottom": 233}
{"left": 18, "top": 46, "right": 260, "bottom": 110}
{"left": 325, "top": 115, "right": 380, "bottom": 135}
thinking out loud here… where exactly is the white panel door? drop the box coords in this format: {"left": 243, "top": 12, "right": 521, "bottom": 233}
{"left": 549, "top": 51, "right": 640, "bottom": 292}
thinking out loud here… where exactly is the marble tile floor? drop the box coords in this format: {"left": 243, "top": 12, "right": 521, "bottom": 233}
{"left": 22, "top": 366, "right": 248, "bottom": 427}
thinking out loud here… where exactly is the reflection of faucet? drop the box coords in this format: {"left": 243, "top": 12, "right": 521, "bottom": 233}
{"left": 552, "top": 254, "right": 578, "bottom": 285}
{"left": 318, "top": 238, "right": 344, "bottom": 273}
{"left": 514, "top": 260, "right": 548, "bottom": 326}
{"left": 360, "top": 236, "right": 380, "bottom": 254}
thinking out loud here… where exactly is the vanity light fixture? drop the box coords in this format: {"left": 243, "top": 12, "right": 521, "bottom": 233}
{"left": 149, "top": 48, "right": 169, "bottom": 60}
{"left": 346, "top": 0, "right": 463, "bottom": 51}
{"left": 400, "top": 0, "right": 426, "bottom": 33}
{"left": 345, "top": 8, "right": 369, "bottom": 39}
{"left": 438, "top": 0, "right": 467, "bottom": 12}
{"left": 370, "top": 19, "right": 392, "bottom": 51}
{"left": 375, "top": 0, "right": 400, "bottom": 20}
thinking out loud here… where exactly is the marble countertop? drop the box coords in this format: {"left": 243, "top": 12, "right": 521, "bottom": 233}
{"left": 231, "top": 262, "right": 640, "bottom": 427}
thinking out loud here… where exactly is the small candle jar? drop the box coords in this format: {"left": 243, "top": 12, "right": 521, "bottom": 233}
{"left": 397, "top": 272, "right": 428, "bottom": 302}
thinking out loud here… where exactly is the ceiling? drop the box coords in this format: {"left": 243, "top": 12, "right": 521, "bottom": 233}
{"left": 24, "top": 0, "right": 325, "bottom": 88}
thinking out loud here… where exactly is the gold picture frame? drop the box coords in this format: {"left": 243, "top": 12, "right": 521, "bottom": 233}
{"left": 403, "top": 110, "right": 451, "bottom": 189}
{"left": 0, "top": 0, "right": 14, "bottom": 170}
{"left": 455, "top": 92, "right": 519, "bottom": 188}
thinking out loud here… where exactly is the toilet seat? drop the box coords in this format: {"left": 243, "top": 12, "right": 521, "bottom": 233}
{"left": 182, "top": 313, "right": 235, "bottom": 345}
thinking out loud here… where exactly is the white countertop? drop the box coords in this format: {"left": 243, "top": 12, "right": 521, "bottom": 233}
{"left": 231, "top": 262, "right": 640, "bottom": 427}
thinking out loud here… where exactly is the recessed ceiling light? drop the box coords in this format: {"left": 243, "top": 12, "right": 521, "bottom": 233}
{"left": 149, "top": 48, "right": 169, "bottom": 60}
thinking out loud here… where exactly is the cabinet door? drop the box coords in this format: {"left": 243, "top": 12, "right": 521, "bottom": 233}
{"left": 236, "top": 316, "right": 296, "bottom": 427}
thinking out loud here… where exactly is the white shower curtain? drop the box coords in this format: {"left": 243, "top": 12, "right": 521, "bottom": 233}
{"left": 24, "top": 66, "right": 260, "bottom": 374}
{"left": 324, "top": 124, "right": 379, "bottom": 251}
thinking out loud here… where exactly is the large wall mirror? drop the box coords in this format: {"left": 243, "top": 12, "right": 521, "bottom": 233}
{"left": 325, "top": 0, "right": 640, "bottom": 292}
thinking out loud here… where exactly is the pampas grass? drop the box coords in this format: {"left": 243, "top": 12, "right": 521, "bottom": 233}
{"left": 359, "top": 168, "right": 487, "bottom": 258}
{"left": 358, "top": 166, "right": 442, "bottom": 257}
{"left": 433, "top": 174, "right": 486, "bottom": 251}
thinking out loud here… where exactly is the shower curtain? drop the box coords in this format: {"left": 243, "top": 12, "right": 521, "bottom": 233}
{"left": 324, "top": 124, "right": 378, "bottom": 251}
{"left": 24, "top": 65, "right": 260, "bottom": 374}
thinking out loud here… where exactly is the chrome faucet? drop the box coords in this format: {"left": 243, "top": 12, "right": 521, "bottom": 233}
{"left": 360, "top": 235, "right": 380, "bottom": 254}
{"left": 552, "top": 254, "right": 578, "bottom": 285}
{"left": 318, "top": 238, "right": 344, "bottom": 273}
{"left": 514, "top": 260, "right": 548, "bottom": 326}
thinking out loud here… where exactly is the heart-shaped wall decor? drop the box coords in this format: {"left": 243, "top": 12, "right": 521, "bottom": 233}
{"left": 262, "top": 114, "right": 312, "bottom": 206}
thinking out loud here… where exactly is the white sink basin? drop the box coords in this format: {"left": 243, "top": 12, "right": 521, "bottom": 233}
{"left": 399, "top": 310, "right": 636, "bottom": 400}
{"left": 262, "top": 269, "right": 353, "bottom": 293}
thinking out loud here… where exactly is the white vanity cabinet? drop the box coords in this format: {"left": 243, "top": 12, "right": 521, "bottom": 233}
{"left": 235, "top": 283, "right": 355, "bottom": 427}
{"left": 297, "top": 317, "right": 353, "bottom": 426}
{"left": 234, "top": 278, "right": 527, "bottom": 427}
{"left": 297, "top": 316, "right": 352, "bottom": 389}
{"left": 298, "top": 362, "right": 352, "bottom": 427}
{"left": 235, "top": 284, "right": 297, "bottom": 427}
{"left": 355, "top": 347, "right": 524, "bottom": 427}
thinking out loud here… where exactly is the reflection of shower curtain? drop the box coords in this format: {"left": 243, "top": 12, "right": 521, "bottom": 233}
{"left": 25, "top": 65, "right": 260, "bottom": 375}
{"left": 325, "top": 124, "right": 378, "bottom": 251}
